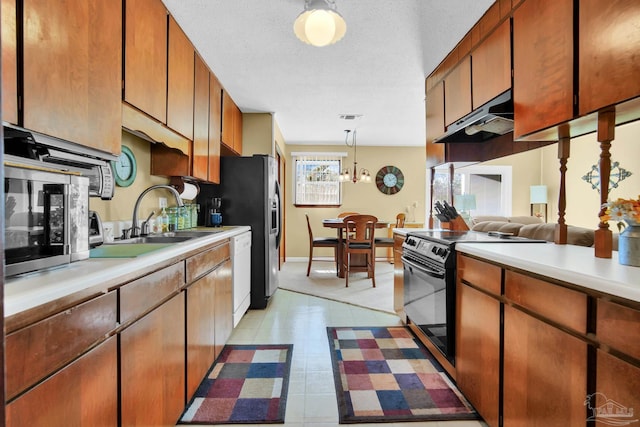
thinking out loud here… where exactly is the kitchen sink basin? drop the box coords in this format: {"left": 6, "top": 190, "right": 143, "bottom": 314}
{"left": 106, "top": 230, "right": 222, "bottom": 245}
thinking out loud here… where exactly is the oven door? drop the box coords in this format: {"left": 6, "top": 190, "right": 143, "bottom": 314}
{"left": 402, "top": 253, "right": 455, "bottom": 365}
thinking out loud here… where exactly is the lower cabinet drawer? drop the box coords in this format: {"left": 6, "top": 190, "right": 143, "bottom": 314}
{"left": 505, "top": 270, "right": 586, "bottom": 333}
{"left": 5, "top": 292, "right": 117, "bottom": 400}
{"left": 120, "top": 262, "right": 184, "bottom": 325}
{"left": 186, "top": 240, "right": 230, "bottom": 283}
{"left": 6, "top": 336, "right": 118, "bottom": 427}
{"left": 597, "top": 298, "right": 640, "bottom": 359}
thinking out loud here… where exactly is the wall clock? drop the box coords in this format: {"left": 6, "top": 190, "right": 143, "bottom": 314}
{"left": 111, "top": 145, "right": 137, "bottom": 187}
{"left": 375, "top": 165, "right": 404, "bottom": 195}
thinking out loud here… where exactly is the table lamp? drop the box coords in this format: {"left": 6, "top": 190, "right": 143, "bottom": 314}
{"left": 530, "top": 185, "right": 548, "bottom": 222}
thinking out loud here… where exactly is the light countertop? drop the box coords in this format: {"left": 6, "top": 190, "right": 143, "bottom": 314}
{"left": 4, "top": 226, "right": 250, "bottom": 318}
{"left": 457, "top": 242, "right": 640, "bottom": 303}
{"left": 393, "top": 228, "right": 639, "bottom": 303}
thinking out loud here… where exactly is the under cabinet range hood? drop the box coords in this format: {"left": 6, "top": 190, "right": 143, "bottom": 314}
{"left": 434, "top": 89, "right": 514, "bottom": 143}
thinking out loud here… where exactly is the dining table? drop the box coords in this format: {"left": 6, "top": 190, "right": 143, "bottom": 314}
{"left": 322, "top": 218, "right": 389, "bottom": 278}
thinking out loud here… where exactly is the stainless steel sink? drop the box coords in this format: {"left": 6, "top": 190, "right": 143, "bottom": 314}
{"left": 106, "top": 230, "right": 223, "bottom": 245}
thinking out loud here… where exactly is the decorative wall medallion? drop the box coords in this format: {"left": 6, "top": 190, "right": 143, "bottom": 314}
{"left": 581, "top": 160, "right": 631, "bottom": 193}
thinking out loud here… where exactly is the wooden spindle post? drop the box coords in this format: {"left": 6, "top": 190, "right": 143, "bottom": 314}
{"left": 594, "top": 109, "right": 615, "bottom": 258}
{"left": 428, "top": 167, "right": 435, "bottom": 229}
{"left": 449, "top": 163, "right": 455, "bottom": 205}
{"left": 555, "top": 125, "right": 570, "bottom": 245}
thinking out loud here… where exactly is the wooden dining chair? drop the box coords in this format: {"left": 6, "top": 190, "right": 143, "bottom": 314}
{"left": 375, "top": 213, "right": 406, "bottom": 262}
{"left": 341, "top": 214, "right": 378, "bottom": 287}
{"left": 305, "top": 214, "right": 339, "bottom": 276}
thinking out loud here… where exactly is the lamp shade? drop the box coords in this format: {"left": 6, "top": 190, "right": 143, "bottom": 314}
{"left": 530, "top": 185, "right": 548, "bottom": 204}
{"left": 294, "top": 0, "right": 346, "bottom": 47}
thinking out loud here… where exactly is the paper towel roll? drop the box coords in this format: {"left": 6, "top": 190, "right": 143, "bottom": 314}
{"left": 179, "top": 182, "right": 199, "bottom": 200}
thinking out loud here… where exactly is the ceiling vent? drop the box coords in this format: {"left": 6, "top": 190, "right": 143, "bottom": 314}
{"left": 339, "top": 114, "right": 363, "bottom": 121}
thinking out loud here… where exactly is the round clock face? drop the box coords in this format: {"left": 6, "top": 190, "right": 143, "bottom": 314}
{"left": 375, "top": 166, "right": 404, "bottom": 195}
{"left": 111, "top": 145, "right": 137, "bottom": 187}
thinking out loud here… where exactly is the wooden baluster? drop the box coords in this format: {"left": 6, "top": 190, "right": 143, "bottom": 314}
{"left": 428, "top": 167, "right": 435, "bottom": 229}
{"left": 555, "top": 125, "right": 570, "bottom": 245}
{"left": 594, "top": 109, "right": 615, "bottom": 258}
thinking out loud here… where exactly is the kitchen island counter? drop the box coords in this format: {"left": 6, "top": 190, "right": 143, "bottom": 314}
{"left": 4, "top": 226, "right": 250, "bottom": 325}
{"left": 456, "top": 242, "right": 640, "bottom": 303}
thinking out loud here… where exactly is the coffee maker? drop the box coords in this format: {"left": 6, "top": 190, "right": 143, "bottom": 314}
{"left": 208, "top": 197, "right": 222, "bottom": 227}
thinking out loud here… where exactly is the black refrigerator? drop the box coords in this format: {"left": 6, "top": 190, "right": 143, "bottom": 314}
{"left": 198, "top": 155, "right": 281, "bottom": 309}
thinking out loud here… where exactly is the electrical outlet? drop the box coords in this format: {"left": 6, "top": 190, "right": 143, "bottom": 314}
{"left": 159, "top": 197, "right": 167, "bottom": 208}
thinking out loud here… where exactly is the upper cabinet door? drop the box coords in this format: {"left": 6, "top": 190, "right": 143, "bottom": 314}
{"left": 579, "top": 0, "right": 640, "bottom": 115}
{"left": 124, "top": 0, "right": 167, "bottom": 124}
{"left": 472, "top": 19, "right": 511, "bottom": 109}
{"left": 209, "top": 74, "right": 222, "bottom": 182}
{"left": 425, "top": 81, "right": 445, "bottom": 168}
{"left": 221, "top": 90, "right": 234, "bottom": 149}
{"left": 192, "top": 53, "right": 210, "bottom": 181}
{"left": 513, "top": 0, "right": 574, "bottom": 139}
{"left": 2, "top": 0, "right": 18, "bottom": 124}
{"left": 444, "top": 56, "right": 472, "bottom": 127}
{"left": 22, "top": 0, "right": 122, "bottom": 155}
{"left": 167, "top": 16, "right": 194, "bottom": 140}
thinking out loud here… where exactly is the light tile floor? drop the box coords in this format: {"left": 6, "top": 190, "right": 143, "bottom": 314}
{"left": 183, "top": 287, "right": 487, "bottom": 427}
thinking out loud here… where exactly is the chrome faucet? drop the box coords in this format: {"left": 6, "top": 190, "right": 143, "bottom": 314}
{"left": 131, "top": 185, "right": 184, "bottom": 238}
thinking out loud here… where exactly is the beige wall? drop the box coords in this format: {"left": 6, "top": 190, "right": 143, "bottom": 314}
{"left": 242, "top": 113, "right": 274, "bottom": 156}
{"left": 285, "top": 145, "right": 427, "bottom": 259}
{"left": 480, "top": 120, "right": 640, "bottom": 230}
{"left": 89, "top": 131, "right": 174, "bottom": 223}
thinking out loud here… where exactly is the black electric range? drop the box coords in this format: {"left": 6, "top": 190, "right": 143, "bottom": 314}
{"left": 401, "top": 230, "right": 547, "bottom": 365}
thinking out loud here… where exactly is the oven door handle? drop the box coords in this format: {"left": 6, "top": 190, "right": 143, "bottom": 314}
{"left": 401, "top": 255, "right": 446, "bottom": 280}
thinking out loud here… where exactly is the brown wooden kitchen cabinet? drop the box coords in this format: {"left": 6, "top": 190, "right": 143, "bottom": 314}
{"left": 167, "top": 16, "right": 195, "bottom": 140}
{"left": 6, "top": 336, "right": 118, "bottom": 427}
{"left": 192, "top": 53, "right": 222, "bottom": 183}
{"left": 222, "top": 90, "right": 243, "bottom": 155}
{"left": 124, "top": 0, "right": 168, "bottom": 124}
{"left": 512, "top": 0, "right": 574, "bottom": 139}
{"left": 121, "top": 293, "right": 186, "bottom": 427}
{"left": 21, "top": 0, "right": 122, "bottom": 155}
{"left": 185, "top": 241, "right": 231, "bottom": 397}
{"left": 595, "top": 350, "right": 640, "bottom": 421}
{"left": 456, "top": 255, "right": 500, "bottom": 427}
{"left": 444, "top": 56, "right": 472, "bottom": 127}
{"left": 471, "top": 18, "right": 511, "bottom": 109}
{"left": 425, "top": 81, "right": 445, "bottom": 168}
{"left": 1, "top": 0, "right": 18, "bottom": 124}
{"left": 4, "top": 291, "right": 118, "bottom": 427}
{"left": 503, "top": 305, "right": 587, "bottom": 426}
{"left": 209, "top": 73, "right": 223, "bottom": 181}
{"left": 503, "top": 270, "right": 588, "bottom": 427}
{"left": 579, "top": 0, "right": 640, "bottom": 115}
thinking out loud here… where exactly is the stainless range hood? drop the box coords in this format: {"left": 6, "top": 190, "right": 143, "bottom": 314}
{"left": 434, "top": 89, "right": 514, "bottom": 143}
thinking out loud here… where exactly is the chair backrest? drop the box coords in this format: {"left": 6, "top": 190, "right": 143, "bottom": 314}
{"left": 343, "top": 214, "right": 378, "bottom": 244}
{"left": 305, "top": 214, "right": 314, "bottom": 241}
{"left": 395, "top": 212, "right": 406, "bottom": 228}
{"left": 337, "top": 211, "right": 359, "bottom": 218}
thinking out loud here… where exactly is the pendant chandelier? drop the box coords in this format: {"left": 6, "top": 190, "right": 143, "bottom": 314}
{"left": 339, "top": 129, "right": 371, "bottom": 183}
{"left": 293, "top": 0, "right": 347, "bottom": 47}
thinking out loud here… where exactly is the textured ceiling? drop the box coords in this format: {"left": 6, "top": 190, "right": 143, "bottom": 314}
{"left": 162, "top": 0, "right": 494, "bottom": 146}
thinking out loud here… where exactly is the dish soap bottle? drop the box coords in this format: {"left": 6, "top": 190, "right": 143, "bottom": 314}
{"left": 160, "top": 207, "right": 169, "bottom": 233}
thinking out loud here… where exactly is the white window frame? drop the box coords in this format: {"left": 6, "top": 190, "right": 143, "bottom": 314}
{"left": 291, "top": 152, "right": 346, "bottom": 206}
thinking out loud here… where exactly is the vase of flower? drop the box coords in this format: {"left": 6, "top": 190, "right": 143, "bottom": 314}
{"left": 618, "top": 220, "right": 640, "bottom": 267}
{"left": 601, "top": 197, "right": 640, "bottom": 267}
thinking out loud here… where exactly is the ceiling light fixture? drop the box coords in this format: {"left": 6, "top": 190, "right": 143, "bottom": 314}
{"left": 340, "top": 129, "right": 371, "bottom": 184}
{"left": 293, "top": 0, "right": 346, "bottom": 47}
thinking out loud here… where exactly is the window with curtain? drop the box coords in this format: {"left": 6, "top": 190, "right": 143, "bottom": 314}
{"left": 292, "top": 152, "right": 344, "bottom": 206}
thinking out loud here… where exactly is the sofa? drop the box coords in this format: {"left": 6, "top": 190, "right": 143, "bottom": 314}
{"left": 470, "top": 216, "right": 616, "bottom": 249}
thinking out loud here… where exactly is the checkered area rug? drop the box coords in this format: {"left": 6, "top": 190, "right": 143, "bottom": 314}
{"left": 179, "top": 344, "right": 293, "bottom": 424}
{"left": 327, "top": 326, "right": 479, "bottom": 423}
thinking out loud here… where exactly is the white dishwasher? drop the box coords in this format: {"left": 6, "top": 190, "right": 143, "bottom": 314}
{"left": 231, "top": 231, "right": 252, "bottom": 327}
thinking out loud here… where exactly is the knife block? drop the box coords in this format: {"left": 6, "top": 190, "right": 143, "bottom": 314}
{"left": 440, "top": 216, "right": 470, "bottom": 231}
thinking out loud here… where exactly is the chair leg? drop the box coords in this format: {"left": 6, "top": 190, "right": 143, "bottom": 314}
{"left": 307, "top": 246, "right": 313, "bottom": 276}
{"left": 371, "top": 255, "right": 376, "bottom": 287}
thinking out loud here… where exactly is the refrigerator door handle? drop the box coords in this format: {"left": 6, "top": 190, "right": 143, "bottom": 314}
{"left": 275, "top": 180, "right": 282, "bottom": 249}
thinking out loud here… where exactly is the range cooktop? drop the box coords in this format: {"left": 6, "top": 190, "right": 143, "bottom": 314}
{"left": 407, "top": 230, "right": 548, "bottom": 245}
